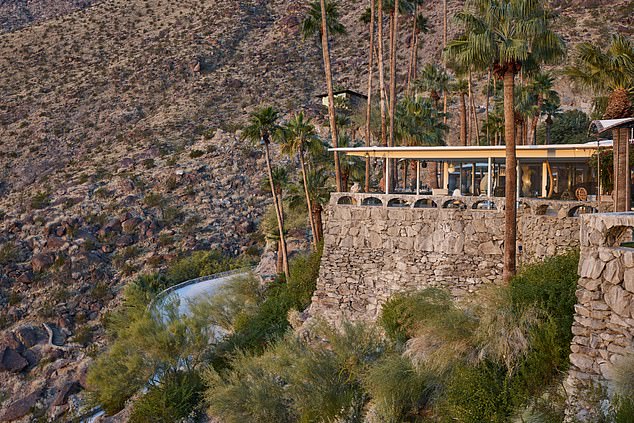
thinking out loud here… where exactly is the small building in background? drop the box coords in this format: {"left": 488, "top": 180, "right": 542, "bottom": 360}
{"left": 317, "top": 89, "right": 367, "bottom": 114}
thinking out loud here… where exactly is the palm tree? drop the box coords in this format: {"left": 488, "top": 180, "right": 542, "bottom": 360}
{"left": 527, "top": 72, "right": 559, "bottom": 145}
{"left": 446, "top": 0, "right": 565, "bottom": 283}
{"left": 337, "top": 133, "right": 365, "bottom": 191}
{"left": 377, "top": 0, "right": 388, "bottom": 148}
{"left": 243, "top": 107, "right": 290, "bottom": 280}
{"left": 364, "top": 0, "right": 376, "bottom": 193}
{"left": 302, "top": 0, "right": 347, "bottom": 192}
{"left": 281, "top": 112, "right": 321, "bottom": 251}
{"left": 407, "top": 11, "right": 430, "bottom": 93}
{"left": 514, "top": 84, "right": 535, "bottom": 146}
{"left": 450, "top": 78, "right": 469, "bottom": 146}
{"left": 541, "top": 99, "right": 561, "bottom": 145}
{"left": 397, "top": 96, "right": 447, "bottom": 146}
{"left": 565, "top": 34, "right": 634, "bottom": 211}
{"left": 306, "top": 167, "right": 332, "bottom": 243}
{"left": 388, "top": 0, "right": 400, "bottom": 154}
{"left": 415, "top": 64, "right": 451, "bottom": 111}
{"left": 396, "top": 96, "right": 447, "bottom": 188}
{"left": 260, "top": 166, "right": 289, "bottom": 274}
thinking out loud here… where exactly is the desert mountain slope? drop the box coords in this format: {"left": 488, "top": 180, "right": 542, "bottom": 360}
{"left": 0, "top": 0, "right": 632, "bottom": 420}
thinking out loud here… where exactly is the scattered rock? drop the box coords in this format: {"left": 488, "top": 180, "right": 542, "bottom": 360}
{"left": 31, "top": 253, "right": 54, "bottom": 272}
{"left": 1, "top": 389, "right": 43, "bottom": 421}
{"left": 0, "top": 347, "right": 28, "bottom": 373}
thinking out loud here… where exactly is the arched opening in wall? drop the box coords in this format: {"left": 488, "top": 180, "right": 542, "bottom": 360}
{"left": 361, "top": 197, "right": 383, "bottom": 207}
{"left": 443, "top": 199, "right": 466, "bottom": 210}
{"left": 567, "top": 205, "right": 598, "bottom": 217}
{"left": 414, "top": 199, "right": 437, "bottom": 208}
{"left": 337, "top": 196, "right": 356, "bottom": 205}
{"left": 387, "top": 198, "right": 410, "bottom": 208}
{"left": 605, "top": 226, "right": 634, "bottom": 248}
{"left": 534, "top": 204, "right": 556, "bottom": 216}
{"left": 472, "top": 200, "right": 497, "bottom": 210}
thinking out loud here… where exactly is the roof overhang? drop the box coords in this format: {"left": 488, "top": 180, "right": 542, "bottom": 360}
{"left": 330, "top": 143, "right": 603, "bottom": 162}
{"left": 590, "top": 118, "right": 634, "bottom": 135}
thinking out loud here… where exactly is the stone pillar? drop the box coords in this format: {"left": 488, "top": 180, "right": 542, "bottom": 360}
{"left": 566, "top": 212, "right": 634, "bottom": 421}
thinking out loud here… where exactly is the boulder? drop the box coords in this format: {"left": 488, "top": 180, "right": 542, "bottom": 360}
{"left": 31, "top": 253, "right": 54, "bottom": 272}
{"left": 46, "top": 235, "right": 65, "bottom": 250}
{"left": 121, "top": 217, "right": 141, "bottom": 233}
{"left": 1, "top": 389, "right": 43, "bottom": 421}
{"left": 52, "top": 381, "right": 81, "bottom": 406}
{"left": 115, "top": 235, "right": 135, "bottom": 247}
{"left": 15, "top": 326, "right": 46, "bottom": 348}
{"left": 0, "top": 347, "right": 28, "bottom": 372}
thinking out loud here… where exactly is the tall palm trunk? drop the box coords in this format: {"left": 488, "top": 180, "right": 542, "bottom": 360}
{"left": 486, "top": 69, "right": 491, "bottom": 145}
{"left": 378, "top": 2, "right": 387, "bottom": 147}
{"left": 442, "top": 0, "right": 448, "bottom": 125}
{"left": 388, "top": 1, "right": 399, "bottom": 149}
{"left": 319, "top": 0, "right": 341, "bottom": 192}
{"left": 459, "top": 92, "right": 467, "bottom": 146}
{"left": 264, "top": 143, "right": 290, "bottom": 280}
{"left": 545, "top": 115, "right": 553, "bottom": 144}
{"left": 365, "top": 0, "right": 375, "bottom": 193}
{"left": 503, "top": 68, "right": 517, "bottom": 284}
{"left": 529, "top": 95, "right": 543, "bottom": 145}
{"left": 311, "top": 203, "right": 324, "bottom": 244}
{"left": 614, "top": 127, "right": 631, "bottom": 212}
{"left": 406, "top": 6, "right": 418, "bottom": 93}
{"left": 388, "top": 1, "right": 399, "bottom": 192}
{"left": 469, "top": 71, "right": 480, "bottom": 145}
{"left": 299, "top": 151, "right": 318, "bottom": 250}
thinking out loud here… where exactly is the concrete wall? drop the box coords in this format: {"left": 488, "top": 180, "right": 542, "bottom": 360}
{"left": 309, "top": 194, "right": 590, "bottom": 322}
{"left": 566, "top": 213, "right": 634, "bottom": 421}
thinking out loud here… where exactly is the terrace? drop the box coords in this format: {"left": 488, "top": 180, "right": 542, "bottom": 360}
{"left": 331, "top": 141, "right": 619, "bottom": 215}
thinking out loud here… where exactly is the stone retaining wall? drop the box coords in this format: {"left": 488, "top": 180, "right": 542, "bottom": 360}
{"left": 565, "top": 213, "right": 634, "bottom": 421}
{"left": 520, "top": 215, "right": 581, "bottom": 263}
{"left": 309, "top": 201, "right": 583, "bottom": 322}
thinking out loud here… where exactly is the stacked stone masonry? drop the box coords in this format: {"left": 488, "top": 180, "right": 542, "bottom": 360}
{"left": 310, "top": 193, "right": 590, "bottom": 322}
{"left": 566, "top": 213, "right": 634, "bottom": 421}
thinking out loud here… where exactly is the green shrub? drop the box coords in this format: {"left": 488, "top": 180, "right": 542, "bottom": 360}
{"left": 74, "top": 325, "right": 93, "bottom": 346}
{"left": 363, "top": 353, "right": 433, "bottom": 422}
{"left": 206, "top": 351, "right": 294, "bottom": 423}
{"left": 216, "top": 249, "right": 321, "bottom": 357}
{"left": 0, "top": 243, "right": 17, "bottom": 265}
{"left": 143, "top": 192, "right": 165, "bottom": 209}
{"left": 440, "top": 362, "right": 511, "bottom": 423}
{"left": 166, "top": 250, "right": 242, "bottom": 285}
{"left": 30, "top": 191, "right": 50, "bottom": 209}
{"left": 189, "top": 149, "right": 204, "bottom": 158}
{"left": 87, "top": 283, "right": 217, "bottom": 415}
{"left": 207, "top": 323, "right": 379, "bottom": 423}
{"left": 130, "top": 370, "right": 204, "bottom": 423}
{"left": 510, "top": 250, "right": 579, "bottom": 338}
{"left": 379, "top": 288, "right": 454, "bottom": 343}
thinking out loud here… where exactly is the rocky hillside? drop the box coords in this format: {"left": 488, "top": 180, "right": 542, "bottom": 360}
{"left": 0, "top": 0, "right": 632, "bottom": 420}
{"left": 0, "top": 0, "right": 100, "bottom": 33}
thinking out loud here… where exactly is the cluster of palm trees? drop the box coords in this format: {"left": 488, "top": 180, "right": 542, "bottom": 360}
{"left": 243, "top": 107, "right": 332, "bottom": 279}
{"left": 566, "top": 34, "right": 634, "bottom": 212}
{"left": 252, "top": 0, "right": 632, "bottom": 282}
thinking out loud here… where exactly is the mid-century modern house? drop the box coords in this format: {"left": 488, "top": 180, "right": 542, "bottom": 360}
{"left": 334, "top": 142, "right": 604, "bottom": 199}
{"left": 329, "top": 118, "right": 634, "bottom": 213}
